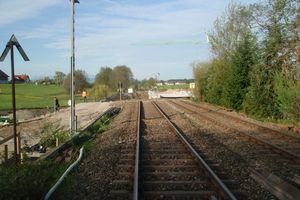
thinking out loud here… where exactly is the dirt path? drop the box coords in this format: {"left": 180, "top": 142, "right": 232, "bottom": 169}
{"left": 0, "top": 102, "right": 113, "bottom": 159}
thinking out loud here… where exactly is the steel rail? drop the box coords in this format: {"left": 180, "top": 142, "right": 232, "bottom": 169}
{"left": 133, "top": 101, "right": 140, "bottom": 200}
{"left": 109, "top": 102, "right": 140, "bottom": 198}
{"left": 180, "top": 100, "right": 300, "bottom": 142}
{"left": 151, "top": 101, "right": 238, "bottom": 200}
{"left": 171, "top": 101, "right": 300, "bottom": 164}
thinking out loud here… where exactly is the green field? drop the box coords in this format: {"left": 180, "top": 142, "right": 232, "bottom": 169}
{"left": 157, "top": 84, "right": 190, "bottom": 92}
{"left": 0, "top": 84, "right": 81, "bottom": 110}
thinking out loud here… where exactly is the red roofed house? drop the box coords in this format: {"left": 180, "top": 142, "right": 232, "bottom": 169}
{"left": 14, "top": 75, "right": 30, "bottom": 84}
{"left": 0, "top": 70, "right": 9, "bottom": 84}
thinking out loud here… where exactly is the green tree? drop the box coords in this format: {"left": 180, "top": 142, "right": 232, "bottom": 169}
{"left": 131, "top": 79, "right": 139, "bottom": 92}
{"left": 220, "top": 31, "right": 257, "bottom": 111}
{"left": 274, "top": 71, "right": 300, "bottom": 126}
{"left": 205, "top": 58, "right": 227, "bottom": 105}
{"left": 245, "top": 0, "right": 299, "bottom": 117}
{"left": 95, "top": 67, "right": 112, "bottom": 86}
{"left": 140, "top": 79, "right": 148, "bottom": 88}
{"left": 109, "top": 65, "right": 133, "bottom": 91}
{"left": 272, "top": 0, "right": 300, "bottom": 124}
{"left": 89, "top": 84, "right": 110, "bottom": 101}
{"left": 204, "top": 1, "right": 254, "bottom": 105}
{"left": 38, "top": 78, "right": 44, "bottom": 85}
{"left": 53, "top": 71, "right": 66, "bottom": 86}
{"left": 208, "top": 2, "right": 253, "bottom": 61}
{"left": 190, "top": 61, "right": 210, "bottom": 102}
{"left": 63, "top": 70, "right": 89, "bottom": 93}
{"left": 146, "top": 77, "right": 156, "bottom": 89}
{"left": 43, "top": 76, "right": 50, "bottom": 85}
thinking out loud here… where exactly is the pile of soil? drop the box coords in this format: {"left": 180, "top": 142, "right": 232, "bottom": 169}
{"left": 0, "top": 108, "right": 51, "bottom": 119}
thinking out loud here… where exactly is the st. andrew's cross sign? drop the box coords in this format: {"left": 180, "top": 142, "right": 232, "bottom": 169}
{"left": 0, "top": 34, "right": 29, "bottom": 164}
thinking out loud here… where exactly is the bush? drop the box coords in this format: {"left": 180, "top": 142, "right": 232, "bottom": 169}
{"left": 274, "top": 72, "right": 300, "bottom": 126}
{"left": 88, "top": 84, "right": 110, "bottom": 101}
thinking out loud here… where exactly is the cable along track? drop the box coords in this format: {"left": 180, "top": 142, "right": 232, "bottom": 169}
{"left": 171, "top": 100, "right": 300, "bottom": 164}
{"left": 110, "top": 101, "right": 247, "bottom": 199}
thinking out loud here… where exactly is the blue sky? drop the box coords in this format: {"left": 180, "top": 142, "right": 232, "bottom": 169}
{"left": 0, "top": 0, "right": 257, "bottom": 82}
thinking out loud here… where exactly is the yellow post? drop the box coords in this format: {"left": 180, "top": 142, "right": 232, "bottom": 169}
{"left": 16, "top": 132, "right": 20, "bottom": 156}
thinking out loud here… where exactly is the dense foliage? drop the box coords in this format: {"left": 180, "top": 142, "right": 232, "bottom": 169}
{"left": 63, "top": 70, "right": 90, "bottom": 93}
{"left": 53, "top": 71, "right": 66, "bottom": 86}
{"left": 88, "top": 84, "right": 110, "bottom": 101}
{"left": 95, "top": 67, "right": 112, "bottom": 86}
{"left": 94, "top": 65, "right": 133, "bottom": 92}
{"left": 192, "top": 0, "right": 300, "bottom": 125}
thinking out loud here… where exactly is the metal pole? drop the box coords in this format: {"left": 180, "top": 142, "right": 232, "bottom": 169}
{"left": 10, "top": 41, "right": 18, "bottom": 164}
{"left": 157, "top": 74, "right": 159, "bottom": 94}
{"left": 70, "top": 0, "right": 76, "bottom": 135}
{"left": 119, "top": 82, "right": 121, "bottom": 101}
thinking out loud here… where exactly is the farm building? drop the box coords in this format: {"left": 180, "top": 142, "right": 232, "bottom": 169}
{"left": 165, "top": 82, "right": 175, "bottom": 85}
{"left": 156, "top": 81, "right": 163, "bottom": 86}
{"left": 0, "top": 70, "right": 9, "bottom": 84}
{"left": 14, "top": 75, "right": 30, "bottom": 84}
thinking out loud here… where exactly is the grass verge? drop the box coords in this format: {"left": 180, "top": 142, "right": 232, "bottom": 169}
{"left": 191, "top": 99, "right": 296, "bottom": 128}
{"left": 0, "top": 110, "right": 117, "bottom": 200}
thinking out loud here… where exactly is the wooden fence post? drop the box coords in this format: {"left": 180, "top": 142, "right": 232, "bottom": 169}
{"left": 56, "top": 137, "right": 59, "bottom": 147}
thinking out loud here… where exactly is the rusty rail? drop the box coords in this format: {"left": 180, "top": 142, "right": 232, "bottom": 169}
{"left": 171, "top": 101, "right": 300, "bottom": 164}
{"left": 180, "top": 100, "right": 300, "bottom": 142}
{"left": 133, "top": 101, "right": 140, "bottom": 200}
{"left": 110, "top": 100, "right": 246, "bottom": 199}
{"left": 110, "top": 101, "right": 140, "bottom": 199}
{"left": 152, "top": 101, "right": 239, "bottom": 200}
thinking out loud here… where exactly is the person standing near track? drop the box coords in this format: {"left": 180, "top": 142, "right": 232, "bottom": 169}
{"left": 54, "top": 97, "right": 59, "bottom": 112}
{"left": 82, "top": 90, "right": 88, "bottom": 102}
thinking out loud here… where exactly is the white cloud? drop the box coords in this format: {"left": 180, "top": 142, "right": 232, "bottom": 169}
{"left": 0, "top": 0, "right": 62, "bottom": 27}
{"left": 21, "top": 18, "right": 70, "bottom": 39}
{"left": 103, "top": 0, "right": 120, "bottom": 6}
{"left": 1, "top": 0, "right": 257, "bottom": 80}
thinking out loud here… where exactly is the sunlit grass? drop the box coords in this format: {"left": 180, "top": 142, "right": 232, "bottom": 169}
{"left": 0, "top": 84, "right": 73, "bottom": 110}
{"left": 158, "top": 84, "right": 190, "bottom": 92}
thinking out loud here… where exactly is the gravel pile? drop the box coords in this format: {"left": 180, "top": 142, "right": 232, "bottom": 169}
{"left": 106, "top": 92, "right": 149, "bottom": 102}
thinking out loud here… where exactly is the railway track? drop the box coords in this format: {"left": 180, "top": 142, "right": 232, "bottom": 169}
{"left": 170, "top": 100, "right": 300, "bottom": 165}
{"left": 110, "top": 101, "right": 247, "bottom": 199}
